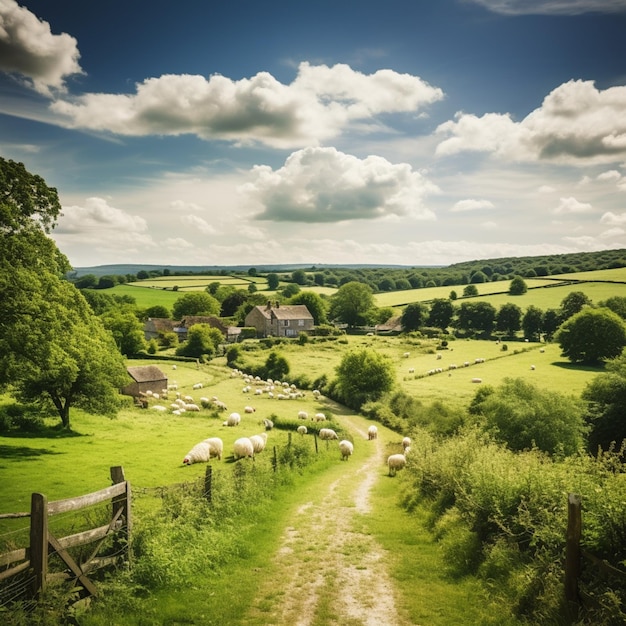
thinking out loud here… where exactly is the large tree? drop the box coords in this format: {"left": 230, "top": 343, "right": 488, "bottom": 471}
{"left": 496, "top": 302, "right": 522, "bottom": 336}
{"left": 172, "top": 292, "right": 220, "bottom": 319}
{"left": 289, "top": 291, "right": 328, "bottom": 325}
{"left": 555, "top": 307, "right": 626, "bottom": 365}
{"left": 0, "top": 158, "right": 128, "bottom": 429}
{"left": 456, "top": 301, "right": 497, "bottom": 335}
{"left": 401, "top": 302, "right": 428, "bottom": 332}
{"left": 427, "top": 298, "right": 454, "bottom": 331}
{"left": 329, "top": 281, "right": 374, "bottom": 327}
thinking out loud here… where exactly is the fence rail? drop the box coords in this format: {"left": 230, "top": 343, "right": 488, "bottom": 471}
{"left": 0, "top": 466, "right": 131, "bottom": 608}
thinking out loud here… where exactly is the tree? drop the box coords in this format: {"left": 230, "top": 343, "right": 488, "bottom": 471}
{"left": 263, "top": 351, "right": 290, "bottom": 380}
{"left": 267, "top": 273, "right": 280, "bottom": 290}
{"left": 581, "top": 354, "right": 626, "bottom": 451}
{"left": 542, "top": 308, "right": 561, "bottom": 340}
{"left": 289, "top": 291, "right": 329, "bottom": 325}
{"left": 329, "top": 281, "right": 374, "bottom": 327}
{"left": 428, "top": 298, "right": 454, "bottom": 331}
{"left": 100, "top": 309, "right": 147, "bottom": 356}
{"left": 522, "top": 305, "right": 543, "bottom": 341}
{"left": 291, "top": 269, "right": 307, "bottom": 285}
{"left": 474, "top": 378, "right": 585, "bottom": 455}
{"left": 248, "top": 267, "right": 257, "bottom": 277}
{"left": 172, "top": 292, "right": 220, "bottom": 319}
{"left": 282, "top": 283, "right": 300, "bottom": 297}
{"left": 0, "top": 158, "right": 128, "bottom": 429}
{"left": 559, "top": 291, "right": 592, "bottom": 321}
{"left": 143, "top": 305, "right": 171, "bottom": 319}
{"left": 555, "top": 308, "right": 626, "bottom": 364}
{"left": 175, "top": 324, "right": 223, "bottom": 359}
{"left": 508, "top": 276, "right": 528, "bottom": 295}
{"left": 462, "top": 284, "right": 478, "bottom": 297}
{"left": 599, "top": 296, "right": 626, "bottom": 320}
{"left": 401, "top": 302, "right": 428, "bottom": 332}
{"left": 220, "top": 290, "right": 247, "bottom": 317}
{"left": 333, "top": 349, "right": 395, "bottom": 410}
{"left": 496, "top": 303, "right": 522, "bottom": 336}
{"left": 456, "top": 301, "right": 497, "bottom": 335}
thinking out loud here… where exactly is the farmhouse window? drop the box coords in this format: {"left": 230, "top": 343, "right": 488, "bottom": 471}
{"left": 298, "top": 319, "right": 305, "bottom": 326}
{"left": 283, "top": 320, "right": 289, "bottom": 326}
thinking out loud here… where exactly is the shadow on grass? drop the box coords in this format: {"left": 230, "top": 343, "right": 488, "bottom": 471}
{"left": 0, "top": 444, "right": 62, "bottom": 458}
{"left": 0, "top": 424, "right": 85, "bottom": 440}
{"left": 551, "top": 361, "right": 606, "bottom": 373}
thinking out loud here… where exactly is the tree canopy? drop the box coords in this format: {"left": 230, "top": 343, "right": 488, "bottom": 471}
{"left": 172, "top": 292, "right": 221, "bottom": 319}
{"left": 329, "top": 281, "right": 374, "bottom": 327}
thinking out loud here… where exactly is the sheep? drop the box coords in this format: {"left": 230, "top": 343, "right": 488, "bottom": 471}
{"left": 213, "top": 400, "right": 228, "bottom": 411}
{"left": 402, "top": 436, "right": 411, "bottom": 449}
{"left": 339, "top": 440, "right": 354, "bottom": 460}
{"left": 250, "top": 433, "right": 268, "bottom": 454}
{"left": 151, "top": 405, "right": 167, "bottom": 412}
{"left": 436, "top": 353, "right": 442, "bottom": 360}
{"left": 314, "top": 412, "right": 326, "bottom": 422}
{"left": 387, "top": 453, "right": 406, "bottom": 477}
{"left": 224, "top": 412, "right": 241, "bottom": 427}
{"left": 182, "top": 441, "right": 211, "bottom": 465}
{"left": 408, "top": 367, "right": 415, "bottom": 374}
{"left": 368, "top": 425, "right": 378, "bottom": 440}
{"left": 297, "top": 425, "right": 308, "bottom": 435}
{"left": 471, "top": 377, "right": 482, "bottom": 383}
{"left": 233, "top": 437, "right": 254, "bottom": 460}
{"left": 185, "top": 403, "right": 200, "bottom": 412}
{"left": 263, "top": 418, "right": 274, "bottom": 430}
{"left": 319, "top": 428, "right": 338, "bottom": 440}
{"left": 200, "top": 397, "right": 211, "bottom": 408}
{"left": 403, "top": 351, "right": 410, "bottom": 358}
{"left": 192, "top": 382, "right": 203, "bottom": 390}
{"left": 202, "top": 437, "right": 224, "bottom": 461}
{"left": 244, "top": 406, "right": 256, "bottom": 414}
{"left": 183, "top": 395, "right": 194, "bottom": 403}
{"left": 298, "top": 410, "right": 308, "bottom": 420}
{"left": 530, "top": 365, "right": 536, "bottom": 370}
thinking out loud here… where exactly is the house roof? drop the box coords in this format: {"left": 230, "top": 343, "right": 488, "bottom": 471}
{"left": 252, "top": 304, "right": 313, "bottom": 321}
{"left": 376, "top": 315, "right": 403, "bottom": 332}
{"left": 126, "top": 365, "right": 167, "bottom": 383}
{"left": 146, "top": 318, "right": 176, "bottom": 332}
{"left": 180, "top": 316, "right": 227, "bottom": 333}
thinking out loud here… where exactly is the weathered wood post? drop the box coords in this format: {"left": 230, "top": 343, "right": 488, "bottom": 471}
{"left": 564, "top": 493, "right": 582, "bottom": 620}
{"left": 272, "top": 446, "right": 278, "bottom": 472}
{"left": 110, "top": 466, "right": 132, "bottom": 566}
{"left": 314, "top": 433, "right": 318, "bottom": 454}
{"left": 29, "top": 492, "right": 48, "bottom": 598}
{"left": 204, "top": 465, "right": 212, "bottom": 503}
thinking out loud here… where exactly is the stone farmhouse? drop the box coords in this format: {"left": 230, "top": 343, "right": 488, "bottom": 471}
{"left": 245, "top": 301, "right": 314, "bottom": 338}
{"left": 122, "top": 365, "right": 168, "bottom": 399}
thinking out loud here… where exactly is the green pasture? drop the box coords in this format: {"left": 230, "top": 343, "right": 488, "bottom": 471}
{"left": 129, "top": 275, "right": 260, "bottom": 290}
{"left": 558, "top": 266, "right": 626, "bottom": 282}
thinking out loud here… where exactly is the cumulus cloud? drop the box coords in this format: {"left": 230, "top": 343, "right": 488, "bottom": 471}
{"left": 241, "top": 146, "right": 438, "bottom": 223}
{"left": 466, "top": 0, "right": 626, "bottom": 15}
{"left": 56, "top": 197, "right": 148, "bottom": 233}
{"left": 553, "top": 197, "right": 593, "bottom": 214}
{"left": 450, "top": 198, "right": 495, "bottom": 212}
{"left": 601, "top": 211, "right": 626, "bottom": 225}
{"left": 163, "top": 237, "right": 194, "bottom": 250}
{"left": 180, "top": 214, "right": 217, "bottom": 235}
{"left": 49, "top": 62, "right": 443, "bottom": 148}
{"left": 436, "top": 80, "right": 626, "bottom": 165}
{"left": 0, "top": 0, "right": 83, "bottom": 95}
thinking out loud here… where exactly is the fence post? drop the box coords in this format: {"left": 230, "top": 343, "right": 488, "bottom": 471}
{"left": 565, "top": 493, "right": 581, "bottom": 620}
{"left": 29, "top": 492, "right": 48, "bottom": 598}
{"left": 272, "top": 446, "right": 278, "bottom": 472}
{"left": 204, "top": 465, "right": 212, "bottom": 503}
{"left": 314, "top": 433, "right": 318, "bottom": 454}
{"left": 110, "top": 466, "right": 132, "bottom": 566}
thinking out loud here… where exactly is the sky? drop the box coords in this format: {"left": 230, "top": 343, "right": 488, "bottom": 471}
{"left": 2, "top": 0, "right": 626, "bottom": 269}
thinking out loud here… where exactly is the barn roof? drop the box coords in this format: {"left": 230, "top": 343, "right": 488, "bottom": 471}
{"left": 126, "top": 365, "right": 167, "bottom": 383}
{"left": 271, "top": 305, "right": 313, "bottom": 321}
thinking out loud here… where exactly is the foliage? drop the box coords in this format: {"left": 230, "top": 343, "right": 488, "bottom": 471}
{"left": 100, "top": 309, "right": 147, "bottom": 356}
{"left": 428, "top": 298, "right": 454, "bottom": 331}
{"left": 401, "top": 302, "right": 428, "bottom": 332}
{"left": 172, "top": 292, "right": 220, "bottom": 318}
{"left": 555, "top": 307, "right": 626, "bottom": 364}
{"left": 456, "top": 301, "right": 497, "bottom": 336}
{"left": 559, "top": 290, "right": 592, "bottom": 321}
{"left": 267, "top": 273, "right": 280, "bottom": 290}
{"left": 462, "top": 284, "right": 478, "bottom": 297}
{"left": 329, "top": 281, "right": 374, "bottom": 327}
{"left": 332, "top": 348, "right": 394, "bottom": 410}
{"left": 263, "top": 351, "right": 290, "bottom": 380}
{"left": 288, "top": 290, "right": 329, "bottom": 325}
{"left": 142, "top": 304, "right": 171, "bottom": 319}
{"left": 521, "top": 305, "right": 543, "bottom": 341}
{"left": 495, "top": 302, "right": 522, "bottom": 336}
{"left": 508, "top": 276, "right": 528, "bottom": 295}
{"left": 471, "top": 378, "right": 585, "bottom": 455}
{"left": 599, "top": 295, "right": 626, "bottom": 320}
{"left": 175, "top": 324, "right": 223, "bottom": 359}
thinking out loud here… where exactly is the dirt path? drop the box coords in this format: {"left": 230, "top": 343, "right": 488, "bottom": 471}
{"left": 245, "top": 416, "right": 409, "bottom": 626}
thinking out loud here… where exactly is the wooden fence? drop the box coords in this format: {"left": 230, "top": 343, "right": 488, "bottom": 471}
{"left": 0, "top": 466, "right": 131, "bottom": 606}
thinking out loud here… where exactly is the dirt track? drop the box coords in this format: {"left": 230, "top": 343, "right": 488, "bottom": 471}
{"left": 245, "top": 415, "right": 410, "bottom": 626}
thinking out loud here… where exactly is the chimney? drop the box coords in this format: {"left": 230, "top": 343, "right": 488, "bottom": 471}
{"left": 266, "top": 300, "right": 272, "bottom": 310}
{"left": 275, "top": 301, "right": 280, "bottom": 308}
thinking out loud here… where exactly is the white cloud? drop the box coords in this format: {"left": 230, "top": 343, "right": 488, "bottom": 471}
{"left": 0, "top": 0, "right": 83, "bottom": 95}
{"left": 597, "top": 169, "right": 623, "bottom": 182}
{"left": 57, "top": 197, "right": 148, "bottom": 233}
{"left": 450, "top": 198, "right": 495, "bottom": 212}
{"left": 436, "top": 80, "right": 626, "bottom": 165}
{"left": 241, "top": 146, "right": 439, "bottom": 223}
{"left": 466, "top": 0, "right": 626, "bottom": 15}
{"left": 163, "top": 237, "right": 194, "bottom": 250}
{"left": 601, "top": 211, "right": 626, "bottom": 225}
{"left": 553, "top": 197, "right": 593, "bottom": 214}
{"left": 538, "top": 185, "right": 555, "bottom": 193}
{"left": 49, "top": 63, "right": 443, "bottom": 148}
{"left": 481, "top": 221, "right": 498, "bottom": 230}
{"left": 180, "top": 214, "right": 217, "bottom": 235}
{"left": 600, "top": 227, "right": 625, "bottom": 238}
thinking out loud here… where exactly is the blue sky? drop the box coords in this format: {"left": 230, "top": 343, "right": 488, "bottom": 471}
{"left": 2, "top": 0, "right": 626, "bottom": 268}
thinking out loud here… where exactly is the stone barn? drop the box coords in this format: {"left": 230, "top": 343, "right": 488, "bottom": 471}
{"left": 122, "top": 365, "right": 168, "bottom": 399}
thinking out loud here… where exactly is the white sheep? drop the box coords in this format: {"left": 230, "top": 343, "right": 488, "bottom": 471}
{"left": 202, "top": 437, "right": 224, "bottom": 461}
{"left": 387, "top": 453, "right": 406, "bottom": 476}
{"left": 402, "top": 436, "right": 411, "bottom": 449}
{"left": 408, "top": 367, "right": 415, "bottom": 374}
{"left": 200, "top": 397, "right": 211, "bottom": 408}
{"left": 224, "top": 412, "right": 241, "bottom": 427}
{"left": 263, "top": 418, "right": 274, "bottom": 430}
{"left": 192, "top": 382, "right": 203, "bottom": 390}
{"left": 183, "top": 395, "right": 194, "bottom": 403}
{"left": 233, "top": 437, "right": 254, "bottom": 460}
{"left": 312, "top": 389, "right": 321, "bottom": 398}
{"left": 319, "top": 428, "right": 338, "bottom": 440}
{"left": 339, "top": 440, "right": 354, "bottom": 460}
{"left": 250, "top": 433, "right": 268, "bottom": 453}
{"left": 368, "top": 425, "right": 378, "bottom": 440}
{"left": 151, "top": 405, "right": 168, "bottom": 412}
{"left": 182, "top": 441, "right": 211, "bottom": 465}
{"left": 471, "top": 377, "right": 482, "bottom": 383}
{"left": 244, "top": 406, "right": 256, "bottom": 414}
{"left": 403, "top": 352, "right": 410, "bottom": 358}
{"left": 185, "top": 403, "right": 200, "bottom": 412}
{"left": 298, "top": 410, "right": 308, "bottom": 420}
{"left": 314, "top": 412, "right": 326, "bottom": 422}
{"left": 297, "top": 425, "right": 308, "bottom": 435}
{"left": 213, "top": 400, "right": 228, "bottom": 411}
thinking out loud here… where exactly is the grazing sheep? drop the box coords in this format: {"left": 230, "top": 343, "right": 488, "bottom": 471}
{"left": 183, "top": 442, "right": 211, "bottom": 465}
{"left": 408, "top": 367, "right": 415, "bottom": 374}
{"left": 263, "top": 418, "right": 274, "bottom": 430}
{"left": 250, "top": 433, "right": 268, "bottom": 453}
{"left": 224, "top": 412, "right": 241, "bottom": 427}
{"left": 402, "top": 436, "right": 411, "bottom": 449}
{"left": 436, "top": 353, "right": 442, "bottom": 360}
{"left": 185, "top": 403, "right": 200, "bottom": 412}
{"left": 312, "top": 389, "right": 321, "bottom": 398}
{"left": 314, "top": 412, "right": 326, "bottom": 422}
{"left": 319, "top": 428, "right": 338, "bottom": 440}
{"left": 298, "top": 410, "right": 308, "bottom": 420}
{"left": 202, "top": 437, "right": 224, "bottom": 461}
{"left": 403, "top": 352, "right": 410, "bottom": 358}
{"left": 151, "top": 405, "right": 168, "bottom": 412}
{"left": 297, "top": 425, "right": 308, "bottom": 435}
{"left": 200, "top": 397, "right": 211, "bottom": 408}
{"left": 387, "top": 453, "right": 406, "bottom": 476}
{"left": 368, "top": 425, "right": 378, "bottom": 440}
{"left": 471, "top": 377, "right": 482, "bottom": 383}
{"left": 213, "top": 400, "right": 228, "bottom": 411}
{"left": 233, "top": 437, "right": 254, "bottom": 460}
{"left": 244, "top": 406, "right": 256, "bottom": 414}
{"left": 192, "top": 382, "right": 203, "bottom": 390}
{"left": 339, "top": 440, "right": 354, "bottom": 460}
{"left": 183, "top": 395, "right": 194, "bottom": 403}
{"left": 530, "top": 365, "right": 536, "bottom": 370}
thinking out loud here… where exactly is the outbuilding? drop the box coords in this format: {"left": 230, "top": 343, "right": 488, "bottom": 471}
{"left": 122, "top": 365, "right": 168, "bottom": 398}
